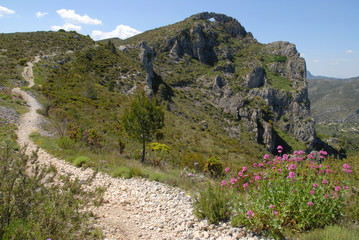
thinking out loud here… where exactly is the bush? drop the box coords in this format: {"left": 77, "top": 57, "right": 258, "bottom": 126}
{"left": 74, "top": 155, "right": 91, "bottom": 167}
{"left": 0, "top": 145, "right": 102, "bottom": 239}
{"left": 299, "top": 225, "right": 359, "bottom": 240}
{"left": 204, "top": 156, "right": 223, "bottom": 177}
{"left": 57, "top": 136, "right": 75, "bottom": 149}
{"left": 17, "top": 58, "right": 27, "bottom": 66}
{"left": 193, "top": 183, "right": 232, "bottom": 224}
{"left": 222, "top": 149, "right": 355, "bottom": 238}
{"left": 181, "top": 152, "right": 206, "bottom": 171}
{"left": 110, "top": 167, "right": 132, "bottom": 179}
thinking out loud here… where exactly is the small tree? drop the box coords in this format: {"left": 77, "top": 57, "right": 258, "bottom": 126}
{"left": 121, "top": 91, "right": 164, "bottom": 162}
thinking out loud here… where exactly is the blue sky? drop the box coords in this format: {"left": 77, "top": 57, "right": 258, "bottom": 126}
{"left": 1, "top": 0, "right": 358, "bottom": 78}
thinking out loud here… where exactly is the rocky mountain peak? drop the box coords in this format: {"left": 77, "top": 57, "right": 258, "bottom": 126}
{"left": 188, "top": 12, "right": 248, "bottom": 38}
{"left": 122, "top": 12, "right": 317, "bottom": 153}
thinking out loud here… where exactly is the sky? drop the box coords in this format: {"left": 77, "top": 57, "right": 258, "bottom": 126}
{"left": 0, "top": 0, "right": 358, "bottom": 78}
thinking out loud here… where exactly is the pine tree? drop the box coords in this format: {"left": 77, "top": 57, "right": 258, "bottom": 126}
{"left": 121, "top": 91, "right": 164, "bottom": 162}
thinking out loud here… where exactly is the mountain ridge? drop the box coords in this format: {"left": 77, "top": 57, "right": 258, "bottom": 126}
{"left": 1, "top": 12, "right": 333, "bottom": 170}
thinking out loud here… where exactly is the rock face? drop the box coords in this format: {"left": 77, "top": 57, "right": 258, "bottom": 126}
{"left": 245, "top": 67, "right": 266, "bottom": 89}
{"left": 165, "top": 12, "right": 250, "bottom": 66}
{"left": 138, "top": 41, "right": 155, "bottom": 96}
{"left": 135, "top": 12, "right": 317, "bottom": 152}
{"left": 209, "top": 41, "right": 315, "bottom": 152}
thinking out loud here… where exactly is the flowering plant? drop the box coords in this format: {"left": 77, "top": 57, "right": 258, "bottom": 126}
{"left": 222, "top": 148, "right": 353, "bottom": 237}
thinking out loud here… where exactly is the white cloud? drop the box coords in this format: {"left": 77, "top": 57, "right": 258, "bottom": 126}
{"left": 56, "top": 9, "right": 102, "bottom": 25}
{"left": 0, "top": 5, "right": 15, "bottom": 17}
{"left": 36, "top": 11, "right": 48, "bottom": 18}
{"left": 346, "top": 50, "right": 353, "bottom": 54}
{"left": 313, "top": 59, "right": 319, "bottom": 63}
{"left": 51, "top": 23, "right": 82, "bottom": 31}
{"left": 91, "top": 24, "right": 141, "bottom": 40}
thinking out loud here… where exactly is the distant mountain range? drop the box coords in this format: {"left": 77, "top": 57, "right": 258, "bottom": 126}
{"left": 306, "top": 70, "right": 344, "bottom": 80}
{"left": 307, "top": 72, "right": 359, "bottom": 123}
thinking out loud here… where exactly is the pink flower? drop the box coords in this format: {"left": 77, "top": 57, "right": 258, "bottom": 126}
{"left": 243, "top": 182, "right": 249, "bottom": 189}
{"left": 343, "top": 169, "right": 353, "bottom": 173}
{"left": 343, "top": 186, "right": 349, "bottom": 190}
{"left": 264, "top": 154, "right": 270, "bottom": 160}
{"left": 258, "top": 163, "right": 265, "bottom": 168}
{"left": 319, "top": 150, "right": 328, "bottom": 156}
{"left": 343, "top": 163, "right": 351, "bottom": 169}
{"left": 231, "top": 178, "right": 237, "bottom": 185}
{"left": 238, "top": 171, "right": 243, "bottom": 177}
{"left": 273, "top": 210, "right": 279, "bottom": 215}
{"left": 335, "top": 186, "right": 341, "bottom": 192}
{"left": 310, "top": 190, "right": 315, "bottom": 195}
{"left": 322, "top": 179, "right": 328, "bottom": 184}
{"left": 313, "top": 183, "right": 318, "bottom": 189}
{"left": 246, "top": 210, "right": 254, "bottom": 219}
{"left": 242, "top": 166, "right": 248, "bottom": 172}
{"left": 277, "top": 145, "right": 283, "bottom": 153}
{"left": 287, "top": 171, "right": 295, "bottom": 179}
{"left": 254, "top": 175, "right": 261, "bottom": 181}
{"left": 270, "top": 204, "right": 276, "bottom": 208}
{"left": 288, "top": 164, "right": 297, "bottom": 170}
{"left": 221, "top": 180, "right": 228, "bottom": 186}
{"left": 225, "top": 167, "right": 230, "bottom": 173}
{"left": 324, "top": 194, "right": 329, "bottom": 198}
{"left": 253, "top": 163, "right": 258, "bottom": 168}
{"left": 278, "top": 168, "right": 282, "bottom": 173}
{"left": 292, "top": 190, "right": 296, "bottom": 193}
{"left": 308, "top": 201, "right": 314, "bottom": 206}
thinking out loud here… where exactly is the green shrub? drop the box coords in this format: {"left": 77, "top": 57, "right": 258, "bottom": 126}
{"left": 17, "top": 58, "right": 27, "bottom": 66}
{"left": 0, "top": 145, "right": 102, "bottom": 239}
{"left": 74, "top": 155, "right": 91, "bottom": 167}
{"left": 299, "top": 225, "right": 359, "bottom": 240}
{"left": 193, "top": 183, "right": 232, "bottom": 224}
{"left": 225, "top": 150, "right": 355, "bottom": 238}
{"left": 181, "top": 151, "right": 206, "bottom": 171}
{"left": 57, "top": 136, "right": 75, "bottom": 150}
{"left": 110, "top": 167, "right": 132, "bottom": 178}
{"left": 204, "top": 156, "right": 223, "bottom": 177}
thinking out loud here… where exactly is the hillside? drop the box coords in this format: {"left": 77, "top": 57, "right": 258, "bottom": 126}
{"left": 308, "top": 77, "right": 359, "bottom": 123}
{"left": 1, "top": 12, "right": 321, "bottom": 177}
{"left": 2, "top": 12, "right": 359, "bottom": 239}
{"left": 307, "top": 77, "right": 359, "bottom": 155}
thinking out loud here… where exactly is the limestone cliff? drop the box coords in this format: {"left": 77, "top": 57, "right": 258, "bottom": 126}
{"left": 122, "top": 12, "right": 317, "bottom": 153}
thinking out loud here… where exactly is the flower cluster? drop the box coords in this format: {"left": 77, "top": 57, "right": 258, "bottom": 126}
{"left": 222, "top": 148, "right": 354, "bottom": 235}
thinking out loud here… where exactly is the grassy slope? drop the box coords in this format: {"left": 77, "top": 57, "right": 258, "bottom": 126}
{"left": 308, "top": 77, "right": 359, "bottom": 123}
{"left": 308, "top": 77, "right": 359, "bottom": 155}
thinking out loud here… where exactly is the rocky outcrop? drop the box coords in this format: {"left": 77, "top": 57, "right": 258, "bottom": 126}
{"left": 138, "top": 41, "right": 155, "bottom": 95}
{"left": 145, "top": 12, "right": 316, "bottom": 152}
{"left": 188, "top": 12, "right": 248, "bottom": 38}
{"left": 245, "top": 67, "right": 266, "bottom": 89}
{"left": 205, "top": 41, "right": 315, "bottom": 152}
{"left": 168, "top": 24, "right": 218, "bottom": 65}
{"left": 165, "top": 12, "right": 252, "bottom": 66}
{"left": 266, "top": 41, "right": 307, "bottom": 89}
